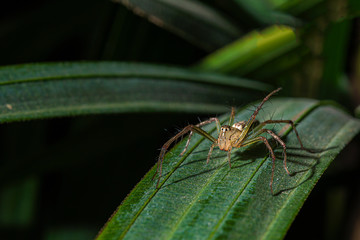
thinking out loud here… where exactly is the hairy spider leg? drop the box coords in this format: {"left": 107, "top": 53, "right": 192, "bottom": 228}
{"left": 251, "top": 119, "right": 312, "bottom": 172}
{"left": 180, "top": 118, "right": 221, "bottom": 156}
{"left": 241, "top": 136, "right": 278, "bottom": 194}
{"left": 238, "top": 88, "right": 282, "bottom": 141}
{"left": 252, "top": 119, "right": 306, "bottom": 149}
{"left": 229, "top": 107, "right": 236, "bottom": 126}
{"left": 227, "top": 146, "right": 233, "bottom": 168}
{"left": 155, "top": 125, "right": 216, "bottom": 188}
{"left": 206, "top": 142, "right": 217, "bottom": 164}
{"left": 252, "top": 128, "right": 289, "bottom": 175}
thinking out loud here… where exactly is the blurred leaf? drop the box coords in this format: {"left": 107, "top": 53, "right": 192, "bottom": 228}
{"left": 356, "top": 105, "right": 360, "bottom": 118}
{"left": 245, "top": 44, "right": 308, "bottom": 81}
{"left": 45, "top": 227, "right": 96, "bottom": 240}
{"left": 0, "top": 62, "right": 271, "bottom": 123}
{"left": 348, "top": 0, "right": 360, "bottom": 18}
{"left": 195, "top": 25, "right": 299, "bottom": 76}
{"left": 232, "top": 0, "right": 302, "bottom": 26}
{"left": 96, "top": 98, "right": 360, "bottom": 239}
{"left": 276, "top": 0, "right": 325, "bottom": 17}
{"left": 0, "top": 176, "right": 38, "bottom": 227}
{"left": 113, "top": 0, "right": 242, "bottom": 51}
{"left": 319, "top": 19, "right": 351, "bottom": 103}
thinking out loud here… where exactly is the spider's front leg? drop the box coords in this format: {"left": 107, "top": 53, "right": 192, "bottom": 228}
{"left": 180, "top": 117, "right": 221, "bottom": 156}
{"left": 154, "top": 124, "right": 217, "bottom": 188}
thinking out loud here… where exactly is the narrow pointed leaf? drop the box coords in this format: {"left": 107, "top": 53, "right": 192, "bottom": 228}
{"left": 0, "top": 62, "right": 271, "bottom": 123}
{"left": 195, "top": 25, "right": 299, "bottom": 76}
{"left": 232, "top": 0, "right": 301, "bottom": 26}
{"left": 96, "top": 98, "right": 360, "bottom": 239}
{"left": 113, "top": 0, "right": 241, "bottom": 51}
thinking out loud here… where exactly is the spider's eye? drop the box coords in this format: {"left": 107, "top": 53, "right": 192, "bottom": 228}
{"left": 221, "top": 126, "right": 230, "bottom": 132}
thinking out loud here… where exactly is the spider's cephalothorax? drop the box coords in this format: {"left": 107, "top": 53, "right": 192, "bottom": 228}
{"left": 218, "top": 125, "right": 240, "bottom": 151}
{"left": 154, "top": 88, "right": 310, "bottom": 194}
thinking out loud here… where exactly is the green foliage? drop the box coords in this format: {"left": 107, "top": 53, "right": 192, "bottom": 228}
{"left": 195, "top": 25, "right": 299, "bottom": 75}
{"left": 0, "top": 0, "right": 359, "bottom": 240}
{"left": 0, "top": 62, "right": 270, "bottom": 122}
{"left": 97, "top": 99, "right": 360, "bottom": 240}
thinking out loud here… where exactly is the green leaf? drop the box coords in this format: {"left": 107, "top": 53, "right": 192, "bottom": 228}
{"left": 275, "top": 0, "right": 325, "bottom": 17}
{"left": 348, "top": 0, "right": 360, "bottom": 18}
{"left": 356, "top": 105, "right": 360, "bottom": 118}
{"left": 96, "top": 98, "right": 360, "bottom": 239}
{"left": 0, "top": 176, "right": 38, "bottom": 227}
{"left": 113, "top": 0, "right": 241, "bottom": 51}
{"left": 0, "top": 62, "right": 271, "bottom": 122}
{"left": 232, "top": 0, "right": 302, "bottom": 26}
{"left": 195, "top": 25, "right": 299, "bottom": 76}
{"left": 319, "top": 19, "right": 351, "bottom": 101}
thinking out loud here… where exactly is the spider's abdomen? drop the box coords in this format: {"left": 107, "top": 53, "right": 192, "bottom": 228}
{"left": 218, "top": 125, "right": 242, "bottom": 151}
{"left": 232, "top": 121, "right": 246, "bottom": 131}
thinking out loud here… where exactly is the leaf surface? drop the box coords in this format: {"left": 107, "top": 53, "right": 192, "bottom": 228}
{"left": 113, "top": 0, "right": 241, "bottom": 51}
{"left": 96, "top": 98, "right": 360, "bottom": 240}
{"left": 195, "top": 25, "right": 299, "bottom": 76}
{"left": 0, "top": 62, "right": 271, "bottom": 122}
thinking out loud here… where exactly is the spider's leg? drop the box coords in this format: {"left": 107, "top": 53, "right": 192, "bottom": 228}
{"left": 242, "top": 136, "right": 277, "bottom": 194}
{"left": 207, "top": 142, "right": 218, "bottom": 164}
{"left": 181, "top": 131, "right": 194, "bottom": 156}
{"left": 153, "top": 126, "right": 193, "bottom": 183}
{"left": 253, "top": 119, "right": 311, "bottom": 152}
{"left": 239, "top": 88, "right": 281, "bottom": 140}
{"left": 180, "top": 117, "right": 220, "bottom": 156}
{"left": 227, "top": 146, "right": 233, "bottom": 168}
{"left": 229, "top": 107, "right": 236, "bottom": 126}
{"left": 253, "top": 129, "right": 290, "bottom": 175}
{"left": 155, "top": 125, "right": 216, "bottom": 188}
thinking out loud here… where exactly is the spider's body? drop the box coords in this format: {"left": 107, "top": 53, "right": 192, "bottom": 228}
{"left": 218, "top": 124, "right": 243, "bottom": 151}
{"left": 218, "top": 126, "right": 236, "bottom": 151}
{"left": 154, "top": 88, "right": 309, "bottom": 194}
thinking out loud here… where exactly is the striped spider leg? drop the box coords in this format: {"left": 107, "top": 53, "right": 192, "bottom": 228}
{"left": 154, "top": 117, "right": 221, "bottom": 188}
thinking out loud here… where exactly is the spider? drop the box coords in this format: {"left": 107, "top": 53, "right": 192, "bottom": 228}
{"left": 154, "top": 88, "right": 309, "bottom": 194}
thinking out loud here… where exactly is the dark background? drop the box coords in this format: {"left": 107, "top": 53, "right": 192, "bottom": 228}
{"left": 0, "top": 0, "right": 359, "bottom": 240}
{"left": 0, "top": 1, "right": 214, "bottom": 239}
